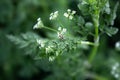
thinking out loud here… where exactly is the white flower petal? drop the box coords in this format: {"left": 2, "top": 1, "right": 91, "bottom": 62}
{"left": 64, "top": 13, "right": 69, "bottom": 17}
{"left": 37, "top": 17, "right": 41, "bottom": 21}
{"left": 69, "top": 15, "right": 73, "bottom": 20}
{"left": 67, "top": 9, "right": 71, "bottom": 12}
{"left": 72, "top": 11, "right": 76, "bottom": 15}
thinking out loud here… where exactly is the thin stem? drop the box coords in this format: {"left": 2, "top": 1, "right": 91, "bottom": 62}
{"left": 57, "top": 18, "right": 65, "bottom": 28}
{"left": 77, "top": 41, "right": 95, "bottom": 46}
{"left": 44, "top": 26, "right": 58, "bottom": 32}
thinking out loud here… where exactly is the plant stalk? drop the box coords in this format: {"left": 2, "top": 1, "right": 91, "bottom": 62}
{"left": 89, "top": 12, "right": 100, "bottom": 63}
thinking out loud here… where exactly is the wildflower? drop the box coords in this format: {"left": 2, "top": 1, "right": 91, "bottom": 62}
{"left": 64, "top": 9, "right": 76, "bottom": 20}
{"left": 57, "top": 27, "right": 67, "bottom": 39}
{"left": 33, "top": 17, "right": 44, "bottom": 29}
{"left": 49, "top": 11, "right": 59, "bottom": 20}
{"left": 46, "top": 46, "right": 54, "bottom": 54}
{"left": 36, "top": 39, "right": 45, "bottom": 48}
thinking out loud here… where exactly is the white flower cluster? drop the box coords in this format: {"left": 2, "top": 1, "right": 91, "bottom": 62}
{"left": 36, "top": 39, "right": 45, "bottom": 48}
{"left": 49, "top": 56, "right": 55, "bottom": 62}
{"left": 49, "top": 11, "right": 59, "bottom": 20}
{"left": 57, "top": 27, "right": 67, "bottom": 39}
{"left": 45, "top": 46, "right": 56, "bottom": 61}
{"left": 45, "top": 46, "right": 54, "bottom": 54}
{"left": 64, "top": 9, "right": 76, "bottom": 20}
{"left": 36, "top": 40, "right": 56, "bottom": 61}
{"left": 111, "top": 62, "right": 120, "bottom": 79}
{"left": 33, "top": 18, "right": 44, "bottom": 29}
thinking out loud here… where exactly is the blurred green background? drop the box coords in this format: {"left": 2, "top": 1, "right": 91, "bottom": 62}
{"left": 0, "top": 0, "right": 120, "bottom": 80}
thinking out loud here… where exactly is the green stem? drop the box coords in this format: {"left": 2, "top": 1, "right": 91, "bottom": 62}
{"left": 44, "top": 26, "right": 58, "bottom": 32}
{"left": 89, "top": 12, "right": 100, "bottom": 63}
{"left": 78, "top": 41, "right": 95, "bottom": 46}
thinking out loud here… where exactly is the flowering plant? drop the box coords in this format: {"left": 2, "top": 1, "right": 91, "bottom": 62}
{"left": 7, "top": 0, "right": 120, "bottom": 79}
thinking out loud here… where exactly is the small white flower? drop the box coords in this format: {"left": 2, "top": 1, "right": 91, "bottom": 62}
{"left": 37, "top": 17, "right": 41, "bottom": 21}
{"left": 49, "top": 11, "right": 59, "bottom": 20}
{"left": 67, "top": 9, "right": 71, "bottom": 12}
{"left": 69, "top": 15, "right": 73, "bottom": 20}
{"left": 36, "top": 39, "right": 45, "bottom": 48}
{"left": 111, "top": 70, "right": 115, "bottom": 75}
{"left": 46, "top": 46, "right": 53, "bottom": 54}
{"left": 54, "top": 11, "right": 58, "bottom": 14}
{"left": 33, "top": 17, "right": 44, "bottom": 29}
{"left": 37, "top": 39, "right": 41, "bottom": 44}
{"left": 64, "top": 13, "right": 69, "bottom": 18}
{"left": 114, "top": 73, "right": 119, "bottom": 79}
{"left": 58, "top": 27, "right": 62, "bottom": 31}
{"left": 49, "top": 56, "right": 55, "bottom": 61}
{"left": 112, "top": 65, "right": 117, "bottom": 70}
{"left": 64, "top": 9, "right": 76, "bottom": 20}
{"left": 112, "top": 62, "right": 119, "bottom": 71}
{"left": 115, "top": 41, "right": 120, "bottom": 50}
{"left": 72, "top": 10, "right": 76, "bottom": 15}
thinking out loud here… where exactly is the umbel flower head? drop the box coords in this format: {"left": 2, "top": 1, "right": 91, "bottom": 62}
{"left": 33, "top": 17, "right": 44, "bottom": 29}
{"left": 57, "top": 27, "right": 67, "bottom": 39}
{"left": 49, "top": 11, "right": 59, "bottom": 20}
{"left": 64, "top": 9, "right": 76, "bottom": 20}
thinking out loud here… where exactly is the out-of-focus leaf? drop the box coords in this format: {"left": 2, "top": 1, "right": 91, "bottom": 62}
{"left": 78, "top": 1, "right": 89, "bottom": 15}
{"left": 104, "top": 1, "right": 111, "bottom": 14}
{"left": 110, "top": 2, "right": 119, "bottom": 25}
{"left": 105, "top": 27, "right": 119, "bottom": 37}
{"left": 77, "top": 16, "right": 85, "bottom": 26}
{"left": 85, "top": 22, "right": 93, "bottom": 31}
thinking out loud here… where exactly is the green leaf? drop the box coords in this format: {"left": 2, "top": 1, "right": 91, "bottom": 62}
{"left": 85, "top": 22, "right": 93, "bottom": 31}
{"left": 77, "top": 16, "right": 85, "bottom": 26}
{"left": 7, "top": 32, "right": 40, "bottom": 55}
{"left": 78, "top": 1, "right": 89, "bottom": 15}
{"left": 104, "top": 1, "right": 110, "bottom": 14}
{"left": 105, "top": 27, "right": 119, "bottom": 37}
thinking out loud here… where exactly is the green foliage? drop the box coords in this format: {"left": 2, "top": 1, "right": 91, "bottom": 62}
{"left": 7, "top": 32, "right": 40, "bottom": 55}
